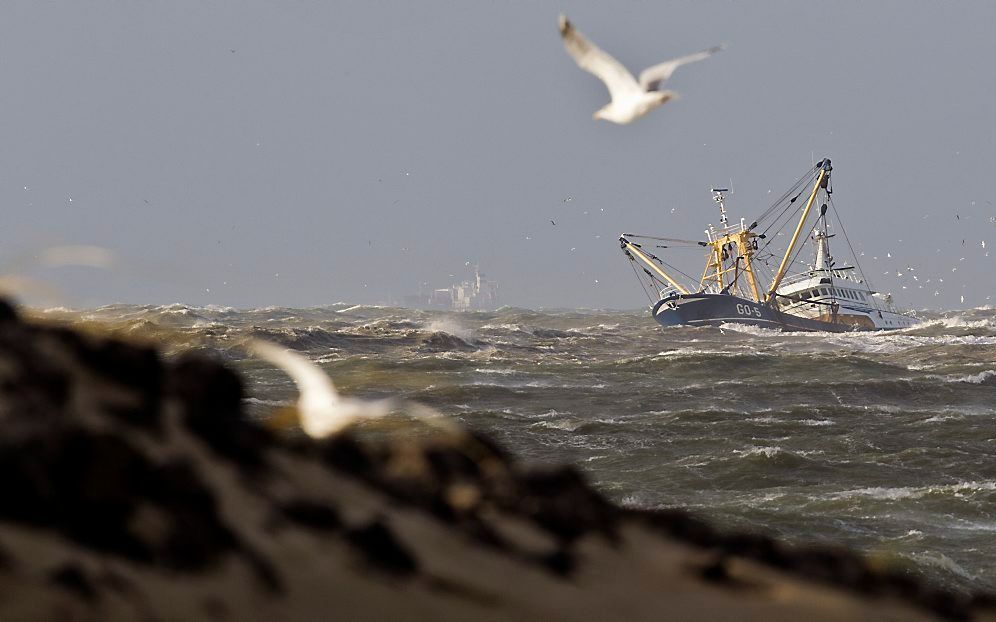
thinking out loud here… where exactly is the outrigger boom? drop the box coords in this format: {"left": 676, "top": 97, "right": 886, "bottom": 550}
{"left": 620, "top": 241, "right": 690, "bottom": 295}
{"left": 619, "top": 158, "right": 917, "bottom": 332}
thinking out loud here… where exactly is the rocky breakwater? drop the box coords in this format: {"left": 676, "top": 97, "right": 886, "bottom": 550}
{"left": 0, "top": 300, "right": 991, "bottom": 621}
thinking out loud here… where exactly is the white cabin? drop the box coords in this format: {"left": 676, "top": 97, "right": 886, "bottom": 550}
{"left": 775, "top": 231, "right": 916, "bottom": 329}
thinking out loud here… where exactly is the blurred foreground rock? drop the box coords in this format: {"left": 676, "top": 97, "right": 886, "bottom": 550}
{"left": 0, "top": 300, "right": 991, "bottom": 621}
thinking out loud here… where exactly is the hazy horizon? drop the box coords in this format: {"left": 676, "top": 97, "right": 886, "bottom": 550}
{"left": 2, "top": 2, "right": 994, "bottom": 310}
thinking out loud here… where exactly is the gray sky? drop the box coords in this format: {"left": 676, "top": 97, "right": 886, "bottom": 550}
{"left": 2, "top": 1, "right": 994, "bottom": 309}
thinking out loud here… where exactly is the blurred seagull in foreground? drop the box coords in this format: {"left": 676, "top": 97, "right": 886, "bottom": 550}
{"left": 558, "top": 14, "right": 723, "bottom": 124}
{"left": 250, "top": 340, "right": 391, "bottom": 438}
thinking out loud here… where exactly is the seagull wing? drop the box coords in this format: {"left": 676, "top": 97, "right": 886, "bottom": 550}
{"left": 250, "top": 340, "right": 338, "bottom": 402}
{"left": 250, "top": 340, "right": 345, "bottom": 433}
{"left": 638, "top": 45, "right": 724, "bottom": 91}
{"left": 559, "top": 14, "right": 641, "bottom": 102}
{"left": 251, "top": 340, "right": 399, "bottom": 438}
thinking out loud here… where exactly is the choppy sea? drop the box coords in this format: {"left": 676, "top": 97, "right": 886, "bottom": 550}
{"left": 42, "top": 303, "right": 996, "bottom": 594}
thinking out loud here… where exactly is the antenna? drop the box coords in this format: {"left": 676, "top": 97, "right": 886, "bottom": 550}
{"left": 711, "top": 188, "right": 729, "bottom": 226}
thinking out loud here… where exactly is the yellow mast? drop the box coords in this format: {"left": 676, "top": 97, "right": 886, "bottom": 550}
{"left": 620, "top": 239, "right": 690, "bottom": 295}
{"left": 698, "top": 230, "right": 762, "bottom": 302}
{"left": 742, "top": 241, "right": 762, "bottom": 301}
{"left": 764, "top": 161, "right": 830, "bottom": 303}
{"left": 696, "top": 189, "right": 763, "bottom": 302}
{"left": 699, "top": 245, "right": 724, "bottom": 292}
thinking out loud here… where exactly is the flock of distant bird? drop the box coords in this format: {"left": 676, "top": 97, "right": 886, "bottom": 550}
{"left": 873, "top": 210, "right": 993, "bottom": 303}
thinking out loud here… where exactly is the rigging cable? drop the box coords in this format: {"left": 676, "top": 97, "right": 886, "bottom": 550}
{"left": 627, "top": 254, "right": 658, "bottom": 305}
{"left": 754, "top": 166, "right": 819, "bottom": 227}
{"left": 647, "top": 252, "right": 700, "bottom": 286}
{"left": 828, "top": 196, "right": 873, "bottom": 291}
{"left": 754, "top": 166, "right": 823, "bottom": 256}
{"left": 757, "top": 178, "right": 818, "bottom": 250}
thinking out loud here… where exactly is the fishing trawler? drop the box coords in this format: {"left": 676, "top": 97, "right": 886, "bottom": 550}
{"left": 620, "top": 158, "right": 917, "bottom": 332}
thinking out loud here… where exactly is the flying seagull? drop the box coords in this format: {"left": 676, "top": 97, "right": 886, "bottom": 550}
{"left": 558, "top": 14, "right": 723, "bottom": 124}
{"left": 250, "top": 340, "right": 391, "bottom": 438}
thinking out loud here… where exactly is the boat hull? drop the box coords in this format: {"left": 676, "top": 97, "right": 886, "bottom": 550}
{"left": 652, "top": 293, "right": 879, "bottom": 333}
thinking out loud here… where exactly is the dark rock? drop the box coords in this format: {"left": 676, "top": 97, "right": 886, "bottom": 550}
{"left": 700, "top": 557, "right": 731, "bottom": 584}
{"left": 0, "top": 429, "right": 158, "bottom": 562}
{"left": 920, "top": 589, "right": 972, "bottom": 621}
{"left": 0, "top": 427, "right": 244, "bottom": 571}
{"left": 69, "top": 334, "right": 164, "bottom": 434}
{"left": 0, "top": 332, "right": 72, "bottom": 423}
{"left": 319, "top": 434, "right": 375, "bottom": 475}
{"left": 49, "top": 563, "right": 96, "bottom": 601}
{"left": 517, "top": 467, "right": 618, "bottom": 544}
{"left": 345, "top": 520, "right": 418, "bottom": 576}
{"left": 456, "top": 516, "right": 507, "bottom": 549}
{"left": 719, "top": 533, "right": 785, "bottom": 568}
{"left": 279, "top": 499, "right": 341, "bottom": 532}
{"left": 425, "top": 446, "right": 483, "bottom": 482}
{"left": 146, "top": 459, "right": 241, "bottom": 571}
{"left": 0, "top": 298, "right": 18, "bottom": 322}
{"left": 541, "top": 549, "right": 574, "bottom": 576}
{"left": 169, "top": 353, "right": 272, "bottom": 471}
{"left": 637, "top": 509, "right": 718, "bottom": 547}
{"left": 788, "top": 546, "right": 871, "bottom": 589}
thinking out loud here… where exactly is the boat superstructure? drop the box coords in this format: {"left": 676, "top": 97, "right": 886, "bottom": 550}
{"left": 620, "top": 159, "right": 917, "bottom": 332}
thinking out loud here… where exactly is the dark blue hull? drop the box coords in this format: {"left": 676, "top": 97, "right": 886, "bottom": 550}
{"left": 652, "top": 293, "right": 872, "bottom": 333}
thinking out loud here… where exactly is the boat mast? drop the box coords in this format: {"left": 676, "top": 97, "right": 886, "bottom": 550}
{"left": 764, "top": 159, "right": 831, "bottom": 303}
{"left": 698, "top": 189, "right": 763, "bottom": 302}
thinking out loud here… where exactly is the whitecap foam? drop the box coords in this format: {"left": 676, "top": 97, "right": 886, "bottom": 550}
{"left": 936, "top": 315, "right": 996, "bottom": 330}
{"left": 733, "top": 446, "right": 783, "bottom": 459}
{"left": 651, "top": 346, "right": 761, "bottom": 360}
{"left": 953, "top": 369, "right": 996, "bottom": 384}
{"left": 566, "top": 323, "right": 621, "bottom": 334}
{"left": 425, "top": 318, "right": 474, "bottom": 341}
{"left": 620, "top": 494, "right": 645, "bottom": 508}
{"left": 919, "top": 414, "right": 962, "bottom": 424}
{"left": 800, "top": 327, "right": 996, "bottom": 355}
{"left": 531, "top": 418, "right": 583, "bottom": 431}
{"left": 925, "top": 369, "right": 996, "bottom": 385}
{"left": 478, "top": 322, "right": 528, "bottom": 333}
{"left": 746, "top": 416, "right": 782, "bottom": 424}
{"left": 828, "top": 481, "right": 996, "bottom": 502}
{"left": 537, "top": 409, "right": 571, "bottom": 418}
{"left": 716, "top": 322, "right": 786, "bottom": 337}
